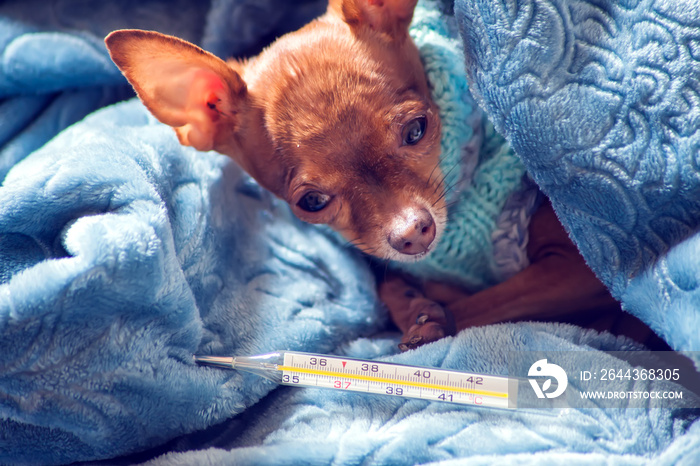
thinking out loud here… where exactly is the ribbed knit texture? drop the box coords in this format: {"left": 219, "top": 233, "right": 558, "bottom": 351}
{"left": 392, "top": 0, "right": 526, "bottom": 291}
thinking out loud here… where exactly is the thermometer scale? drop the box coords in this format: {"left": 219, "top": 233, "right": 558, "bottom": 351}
{"left": 195, "top": 351, "right": 517, "bottom": 410}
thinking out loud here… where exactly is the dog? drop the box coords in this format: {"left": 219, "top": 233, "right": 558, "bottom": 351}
{"left": 105, "top": 0, "right": 633, "bottom": 352}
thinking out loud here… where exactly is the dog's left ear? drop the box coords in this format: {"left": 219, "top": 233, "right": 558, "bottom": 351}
{"left": 329, "top": 0, "right": 418, "bottom": 39}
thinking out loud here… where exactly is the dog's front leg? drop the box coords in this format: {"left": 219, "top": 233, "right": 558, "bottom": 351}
{"left": 441, "top": 200, "right": 619, "bottom": 326}
{"left": 436, "top": 249, "right": 618, "bottom": 331}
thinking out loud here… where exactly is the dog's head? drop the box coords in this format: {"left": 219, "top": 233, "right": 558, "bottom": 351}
{"left": 106, "top": 0, "right": 446, "bottom": 262}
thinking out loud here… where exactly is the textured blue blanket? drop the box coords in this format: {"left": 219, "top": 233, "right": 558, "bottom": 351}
{"left": 1, "top": 0, "right": 700, "bottom": 465}
{"left": 456, "top": 0, "right": 700, "bottom": 361}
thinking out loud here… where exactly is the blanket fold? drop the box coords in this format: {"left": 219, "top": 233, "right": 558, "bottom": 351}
{"left": 0, "top": 98, "right": 383, "bottom": 464}
{"left": 454, "top": 0, "right": 700, "bottom": 361}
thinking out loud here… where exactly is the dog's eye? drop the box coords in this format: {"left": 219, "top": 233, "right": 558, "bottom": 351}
{"left": 402, "top": 117, "right": 427, "bottom": 146}
{"left": 297, "top": 191, "right": 330, "bottom": 212}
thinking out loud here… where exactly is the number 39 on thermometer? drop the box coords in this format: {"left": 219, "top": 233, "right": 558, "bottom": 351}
{"left": 279, "top": 353, "right": 514, "bottom": 409}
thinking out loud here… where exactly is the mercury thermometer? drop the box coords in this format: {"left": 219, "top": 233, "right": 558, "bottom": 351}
{"left": 194, "top": 351, "right": 517, "bottom": 410}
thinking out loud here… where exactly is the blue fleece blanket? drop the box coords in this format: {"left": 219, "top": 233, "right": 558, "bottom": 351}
{"left": 456, "top": 0, "right": 700, "bottom": 361}
{"left": 1, "top": 0, "right": 700, "bottom": 465}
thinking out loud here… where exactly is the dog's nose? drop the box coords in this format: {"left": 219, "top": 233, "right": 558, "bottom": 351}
{"left": 388, "top": 207, "right": 436, "bottom": 255}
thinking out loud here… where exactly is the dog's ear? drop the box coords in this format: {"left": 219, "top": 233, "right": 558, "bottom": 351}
{"left": 329, "top": 0, "right": 418, "bottom": 39}
{"left": 105, "top": 30, "right": 246, "bottom": 152}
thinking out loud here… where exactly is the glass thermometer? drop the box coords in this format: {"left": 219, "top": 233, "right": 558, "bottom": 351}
{"left": 194, "top": 351, "right": 517, "bottom": 410}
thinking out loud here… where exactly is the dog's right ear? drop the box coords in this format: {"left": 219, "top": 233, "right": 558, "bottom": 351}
{"left": 105, "top": 30, "right": 246, "bottom": 152}
{"left": 329, "top": 0, "right": 418, "bottom": 39}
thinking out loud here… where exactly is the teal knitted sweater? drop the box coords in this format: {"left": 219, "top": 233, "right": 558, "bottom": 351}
{"left": 391, "top": 1, "right": 531, "bottom": 291}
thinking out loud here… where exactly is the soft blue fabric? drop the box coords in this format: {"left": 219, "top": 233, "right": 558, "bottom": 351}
{"left": 1, "top": 0, "right": 700, "bottom": 465}
{"left": 0, "top": 99, "right": 384, "bottom": 464}
{"left": 142, "top": 324, "right": 700, "bottom": 466}
{"left": 455, "top": 0, "right": 700, "bottom": 362}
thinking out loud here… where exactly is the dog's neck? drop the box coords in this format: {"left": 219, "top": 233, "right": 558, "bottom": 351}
{"left": 390, "top": 0, "right": 530, "bottom": 291}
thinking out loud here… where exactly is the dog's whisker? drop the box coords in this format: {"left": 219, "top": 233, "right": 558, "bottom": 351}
{"left": 425, "top": 158, "right": 442, "bottom": 189}
{"left": 436, "top": 160, "right": 461, "bottom": 186}
{"left": 430, "top": 176, "right": 461, "bottom": 209}
{"left": 435, "top": 178, "right": 459, "bottom": 202}
{"left": 441, "top": 198, "right": 462, "bottom": 211}
{"left": 345, "top": 238, "right": 366, "bottom": 248}
{"left": 428, "top": 159, "right": 460, "bottom": 200}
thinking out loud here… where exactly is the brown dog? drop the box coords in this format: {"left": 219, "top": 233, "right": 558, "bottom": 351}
{"left": 105, "top": 0, "right": 626, "bottom": 351}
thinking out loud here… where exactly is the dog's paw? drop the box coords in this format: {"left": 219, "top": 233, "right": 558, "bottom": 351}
{"left": 377, "top": 274, "right": 457, "bottom": 351}
{"left": 398, "top": 298, "right": 456, "bottom": 352}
